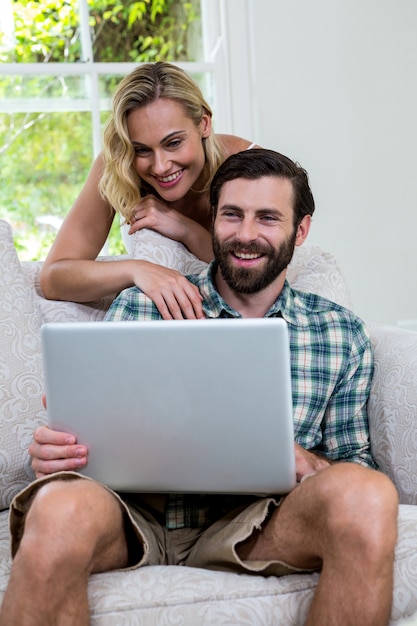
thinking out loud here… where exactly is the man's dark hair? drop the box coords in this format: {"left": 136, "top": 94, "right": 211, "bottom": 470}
{"left": 210, "top": 148, "right": 315, "bottom": 227}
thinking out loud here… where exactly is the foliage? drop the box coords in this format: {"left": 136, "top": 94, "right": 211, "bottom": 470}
{"left": 89, "top": 0, "right": 200, "bottom": 63}
{"left": 2, "top": 0, "right": 200, "bottom": 64}
{"left": 0, "top": 0, "right": 201, "bottom": 260}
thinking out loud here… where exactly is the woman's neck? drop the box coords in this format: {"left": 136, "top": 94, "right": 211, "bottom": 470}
{"left": 170, "top": 189, "right": 212, "bottom": 230}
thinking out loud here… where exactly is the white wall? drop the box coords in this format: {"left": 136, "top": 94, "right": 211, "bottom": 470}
{"left": 225, "top": 0, "right": 417, "bottom": 326}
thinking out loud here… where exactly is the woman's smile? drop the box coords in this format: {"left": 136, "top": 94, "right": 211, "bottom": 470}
{"left": 152, "top": 168, "right": 184, "bottom": 189}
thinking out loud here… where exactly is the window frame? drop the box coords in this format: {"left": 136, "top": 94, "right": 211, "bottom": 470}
{"left": 1, "top": 0, "right": 256, "bottom": 157}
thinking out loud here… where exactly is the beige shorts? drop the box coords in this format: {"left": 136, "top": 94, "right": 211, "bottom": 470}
{"left": 9, "top": 472, "right": 309, "bottom": 577}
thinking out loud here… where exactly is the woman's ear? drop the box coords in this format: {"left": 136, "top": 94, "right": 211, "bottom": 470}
{"left": 200, "top": 113, "right": 212, "bottom": 138}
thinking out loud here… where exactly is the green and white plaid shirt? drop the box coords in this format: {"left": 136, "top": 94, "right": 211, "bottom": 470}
{"left": 105, "top": 262, "right": 375, "bottom": 529}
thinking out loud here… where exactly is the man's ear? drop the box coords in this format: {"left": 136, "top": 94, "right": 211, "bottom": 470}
{"left": 295, "top": 215, "right": 311, "bottom": 247}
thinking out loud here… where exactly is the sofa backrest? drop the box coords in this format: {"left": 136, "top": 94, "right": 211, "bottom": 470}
{"left": 0, "top": 220, "right": 46, "bottom": 509}
{"left": 368, "top": 322, "right": 417, "bottom": 505}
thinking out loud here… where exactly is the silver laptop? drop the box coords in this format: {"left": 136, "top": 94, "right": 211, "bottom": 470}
{"left": 41, "top": 318, "right": 296, "bottom": 495}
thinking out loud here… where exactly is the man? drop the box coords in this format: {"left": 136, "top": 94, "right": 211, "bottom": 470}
{"left": 0, "top": 149, "right": 398, "bottom": 626}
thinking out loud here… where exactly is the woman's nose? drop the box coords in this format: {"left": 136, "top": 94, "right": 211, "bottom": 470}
{"left": 152, "top": 151, "right": 170, "bottom": 175}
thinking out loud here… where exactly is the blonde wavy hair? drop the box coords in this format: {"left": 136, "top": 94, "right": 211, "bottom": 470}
{"left": 99, "top": 62, "right": 225, "bottom": 221}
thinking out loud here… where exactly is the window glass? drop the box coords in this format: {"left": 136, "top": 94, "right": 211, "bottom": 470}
{"left": 0, "top": 1, "right": 202, "bottom": 64}
{"left": 0, "top": 74, "right": 95, "bottom": 104}
{"left": 88, "top": 0, "right": 203, "bottom": 63}
{"left": 1, "top": 109, "right": 94, "bottom": 259}
{"left": 0, "top": 0, "right": 203, "bottom": 260}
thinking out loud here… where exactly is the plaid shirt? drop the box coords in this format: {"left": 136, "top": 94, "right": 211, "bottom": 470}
{"left": 105, "top": 262, "right": 375, "bottom": 529}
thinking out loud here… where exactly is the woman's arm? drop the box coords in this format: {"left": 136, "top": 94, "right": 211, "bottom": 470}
{"left": 39, "top": 156, "right": 205, "bottom": 318}
{"left": 40, "top": 154, "right": 118, "bottom": 301}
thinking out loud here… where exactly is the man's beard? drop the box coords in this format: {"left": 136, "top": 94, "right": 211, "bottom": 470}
{"left": 212, "top": 230, "right": 297, "bottom": 294}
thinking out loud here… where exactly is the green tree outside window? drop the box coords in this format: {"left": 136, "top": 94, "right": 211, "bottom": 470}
{"left": 0, "top": 0, "right": 201, "bottom": 259}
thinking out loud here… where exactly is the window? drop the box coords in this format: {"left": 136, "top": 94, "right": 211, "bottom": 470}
{"left": 0, "top": 0, "right": 254, "bottom": 259}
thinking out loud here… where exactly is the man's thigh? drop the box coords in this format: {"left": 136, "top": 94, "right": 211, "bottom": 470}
{"left": 183, "top": 496, "right": 313, "bottom": 577}
{"left": 240, "top": 463, "right": 392, "bottom": 571}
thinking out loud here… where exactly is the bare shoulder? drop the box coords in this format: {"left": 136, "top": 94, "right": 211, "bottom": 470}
{"left": 217, "top": 134, "right": 261, "bottom": 157}
{"left": 89, "top": 152, "right": 105, "bottom": 181}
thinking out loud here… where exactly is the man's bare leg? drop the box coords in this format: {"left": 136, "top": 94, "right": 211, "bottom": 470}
{"left": 238, "top": 463, "right": 398, "bottom": 626}
{"left": 0, "top": 479, "right": 130, "bottom": 626}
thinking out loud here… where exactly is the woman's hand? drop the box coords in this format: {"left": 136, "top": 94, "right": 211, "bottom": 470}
{"left": 128, "top": 194, "right": 213, "bottom": 263}
{"left": 29, "top": 426, "right": 88, "bottom": 479}
{"left": 131, "top": 261, "right": 205, "bottom": 320}
{"left": 128, "top": 194, "right": 193, "bottom": 242}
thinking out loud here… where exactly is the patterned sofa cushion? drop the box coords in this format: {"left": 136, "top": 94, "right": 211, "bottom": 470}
{"left": 0, "top": 220, "right": 46, "bottom": 510}
{"left": 368, "top": 322, "right": 417, "bottom": 505}
{"left": 131, "top": 227, "right": 209, "bottom": 275}
{"left": 21, "top": 260, "right": 117, "bottom": 324}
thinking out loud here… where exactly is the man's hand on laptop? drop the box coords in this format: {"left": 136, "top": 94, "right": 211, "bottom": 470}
{"left": 29, "top": 395, "right": 88, "bottom": 478}
{"left": 29, "top": 426, "right": 88, "bottom": 478}
{"left": 295, "top": 443, "right": 331, "bottom": 483}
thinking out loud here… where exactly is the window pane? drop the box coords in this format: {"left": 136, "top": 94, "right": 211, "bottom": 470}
{"left": 0, "top": 1, "right": 202, "bottom": 64}
{"left": 0, "top": 110, "right": 94, "bottom": 260}
{"left": 0, "top": 74, "right": 96, "bottom": 109}
{"left": 1, "top": 0, "right": 82, "bottom": 63}
{"left": 89, "top": 0, "right": 203, "bottom": 63}
{"left": 0, "top": 0, "right": 205, "bottom": 260}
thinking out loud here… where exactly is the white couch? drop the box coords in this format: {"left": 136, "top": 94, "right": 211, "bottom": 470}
{"left": 1, "top": 218, "right": 417, "bottom": 625}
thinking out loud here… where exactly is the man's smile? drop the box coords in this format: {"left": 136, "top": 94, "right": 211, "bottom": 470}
{"left": 233, "top": 251, "right": 264, "bottom": 260}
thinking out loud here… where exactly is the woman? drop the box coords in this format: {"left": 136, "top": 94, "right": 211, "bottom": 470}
{"left": 40, "top": 62, "right": 257, "bottom": 319}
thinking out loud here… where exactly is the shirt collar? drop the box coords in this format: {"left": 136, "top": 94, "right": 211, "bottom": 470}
{"left": 191, "top": 262, "right": 240, "bottom": 318}
{"left": 189, "top": 261, "right": 304, "bottom": 325}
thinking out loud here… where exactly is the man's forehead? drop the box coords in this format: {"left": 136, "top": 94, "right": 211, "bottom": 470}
{"left": 218, "top": 176, "right": 294, "bottom": 209}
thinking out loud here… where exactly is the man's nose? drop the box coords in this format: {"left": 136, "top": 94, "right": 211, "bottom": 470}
{"left": 235, "top": 219, "right": 258, "bottom": 242}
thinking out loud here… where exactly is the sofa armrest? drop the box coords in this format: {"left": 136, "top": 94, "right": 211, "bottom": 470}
{"left": 367, "top": 323, "right": 417, "bottom": 504}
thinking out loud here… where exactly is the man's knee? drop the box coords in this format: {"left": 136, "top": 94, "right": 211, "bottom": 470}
{"left": 315, "top": 464, "right": 398, "bottom": 553}
{"left": 316, "top": 463, "right": 398, "bottom": 514}
{"left": 26, "top": 479, "right": 101, "bottom": 529}
{"left": 20, "top": 479, "right": 124, "bottom": 558}
{"left": 16, "top": 477, "right": 129, "bottom": 576}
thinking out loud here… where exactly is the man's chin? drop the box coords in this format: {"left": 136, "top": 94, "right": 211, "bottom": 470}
{"left": 222, "top": 268, "right": 269, "bottom": 294}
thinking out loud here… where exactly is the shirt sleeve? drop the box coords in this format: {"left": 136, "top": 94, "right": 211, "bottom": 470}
{"left": 104, "top": 287, "right": 162, "bottom": 322}
{"left": 321, "top": 320, "right": 376, "bottom": 468}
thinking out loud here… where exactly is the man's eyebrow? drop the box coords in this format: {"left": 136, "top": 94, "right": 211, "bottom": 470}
{"left": 218, "top": 204, "right": 243, "bottom": 212}
{"left": 255, "top": 207, "right": 284, "bottom": 217}
{"left": 130, "top": 130, "right": 187, "bottom": 147}
{"left": 218, "top": 205, "right": 284, "bottom": 216}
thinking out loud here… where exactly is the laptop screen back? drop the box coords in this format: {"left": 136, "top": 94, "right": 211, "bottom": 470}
{"left": 41, "top": 318, "right": 296, "bottom": 495}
